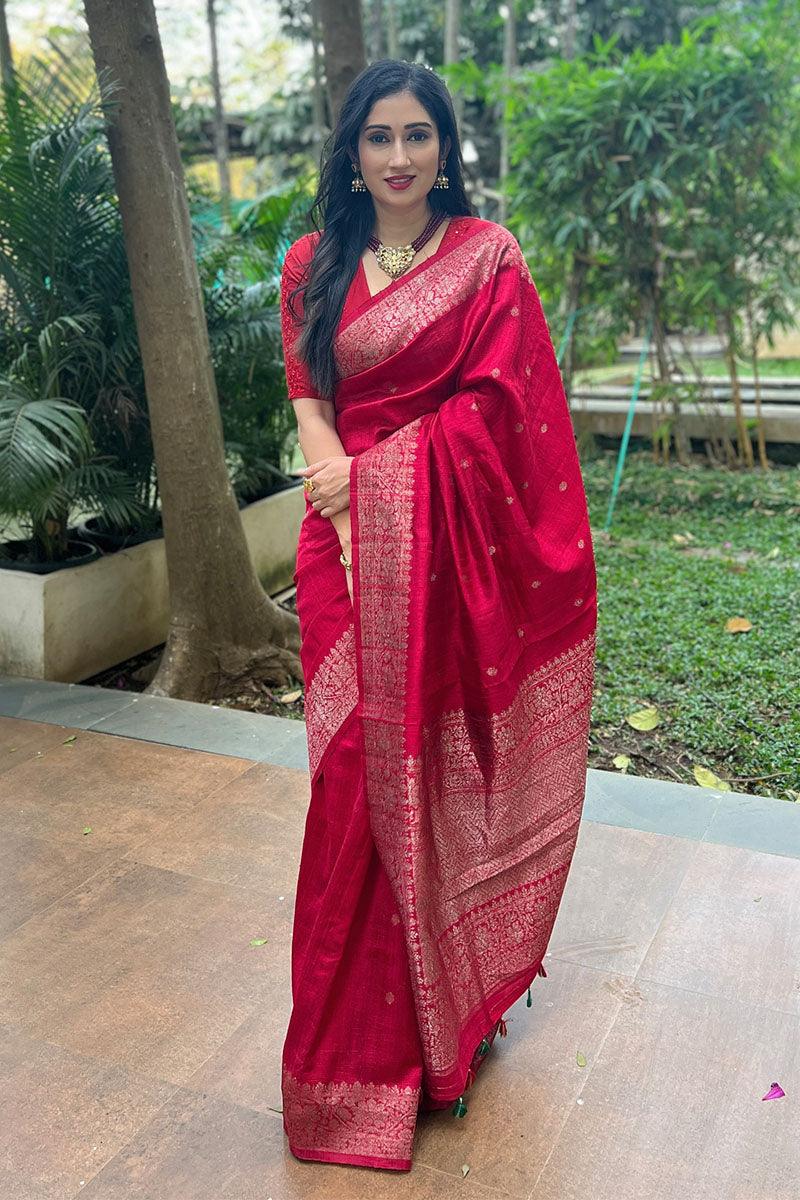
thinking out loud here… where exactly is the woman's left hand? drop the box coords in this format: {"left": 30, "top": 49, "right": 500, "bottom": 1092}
{"left": 298, "top": 457, "right": 353, "bottom": 518}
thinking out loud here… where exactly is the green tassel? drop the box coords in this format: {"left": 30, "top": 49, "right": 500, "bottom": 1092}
{"left": 478, "top": 1038, "right": 491, "bottom": 1056}
{"left": 452, "top": 1095, "right": 468, "bottom": 1118}
{"left": 526, "top": 986, "right": 532, "bottom": 1007}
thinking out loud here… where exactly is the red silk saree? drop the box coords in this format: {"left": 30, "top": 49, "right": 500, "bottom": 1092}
{"left": 279, "top": 214, "right": 597, "bottom": 1171}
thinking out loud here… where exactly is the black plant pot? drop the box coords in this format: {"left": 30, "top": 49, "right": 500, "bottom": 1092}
{"left": 0, "top": 538, "right": 102, "bottom": 574}
{"left": 79, "top": 514, "right": 163, "bottom": 552}
{"left": 236, "top": 478, "right": 301, "bottom": 508}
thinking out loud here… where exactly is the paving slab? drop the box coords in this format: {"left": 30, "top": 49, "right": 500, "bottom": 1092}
{"left": 0, "top": 708, "right": 797, "bottom": 1199}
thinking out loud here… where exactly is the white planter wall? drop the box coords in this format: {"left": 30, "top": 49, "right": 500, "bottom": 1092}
{"left": 0, "top": 485, "right": 305, "bottom": 682}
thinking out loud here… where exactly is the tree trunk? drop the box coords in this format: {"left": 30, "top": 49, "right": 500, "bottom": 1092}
{"left": 310, "top": 0, "right": 326, "bottom": 171}
{"left": 368, "top": 0, "right": 385, "bottom": 60}
{"left": 317, "top": 0, "right": 366, "bottom": 126}
{"left": 386, "top": 0, "right": 399, "bottom": 58}
{"left": 719, "top": 309, "right": 755, "bottom": 468}
{"left": 497, "top": 0, "right": 517, "bottom": 224}
{"left": 563, "top": 0, "right": 578, "bottom": 60}
{"left": 206, "top": 0, "right": 230, "bottom": 214}
{"left": 444, "top": 0, "right": 464, "bottom": 131}
{"left": 676, "top": 329, "right": 727, "bottom": 467}
{"left": 83, "top": 0, "right": 301, "bottom": 700}
{"left": 561, "top": 256, "right": 586, "bottom": 402}
{"left": 0, "top": 0, "right": 14, "bottom": 87}
{"left": 744, "top": 291, "right": 770, "bottom": 470}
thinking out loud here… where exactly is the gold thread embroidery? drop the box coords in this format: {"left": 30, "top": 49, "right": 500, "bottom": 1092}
{"left": 304, "top": 622, "right": 359, "bottom": 779}
{"left": 401, "top": 634, "right": 595, "bottom": 1073}
{"left": 356, "top": 419, "right": 596, "bottom": 1078}
{"left": 335, "top": 225, "right": 516, "bottom": 379}
{"left": 350, "top": 229, "right": 598, "bottom": 1084}
{"left": 281, "top": 1067, "right": 420, "bottom": 1164}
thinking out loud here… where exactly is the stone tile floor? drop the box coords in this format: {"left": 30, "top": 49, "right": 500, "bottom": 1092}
{"left": 0, "top": 675, "right": 798, "bottom": 1199}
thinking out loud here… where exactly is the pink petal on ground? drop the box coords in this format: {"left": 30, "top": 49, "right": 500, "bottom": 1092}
{"left": 762, "top": 1082, "right": 785, "bottom": 1101}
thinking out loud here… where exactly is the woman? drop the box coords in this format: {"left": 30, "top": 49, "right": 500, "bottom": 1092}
{"left": 279, "top": 58, "right": 597, "bottom": 1172}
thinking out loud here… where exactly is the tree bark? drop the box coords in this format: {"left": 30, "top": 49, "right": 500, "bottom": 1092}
{"left": 444, "top": 0, "right": 464, "bottom": 131}
{"left": 497, "top": 0, "right": 517, "bottom": 224}
{"left": 310, "top": 0, "right": 326, "bottom": 171}
{"left": 82, "top": 0, "right": 301, "bottom": 700}
{"left": 206, "top": 0, "right": 231, "bottom": 213}
{"left": 386, "top": 0, "right": 399, "bottom": 58}
{"left": 317, "top": 0, "right": 366, "bottom": 126}
{"left": 563, "top": 0, "right": 578, "bottom": 60}
{"left": 745, "top": 291, "right": 769, "bottom": 470}
{"left": 0, "top": 0, "right": 14, "bottom": 87}
{"left": 368, "top": 0, "right": 385, "bottom": 61}
{"left": 561, "top": 255, "right": 586, "bottom": 402}
{"left": 720, "top": 309, "right": 755, "bottom": 468}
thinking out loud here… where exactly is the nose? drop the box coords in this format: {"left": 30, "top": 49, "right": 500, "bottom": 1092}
{"left": 388, "top": 140, "right": 412, "bottom": 169}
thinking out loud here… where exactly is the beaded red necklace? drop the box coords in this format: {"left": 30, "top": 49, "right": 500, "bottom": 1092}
{"left": 366, "top": 211, "right": 448, "bottom": 280}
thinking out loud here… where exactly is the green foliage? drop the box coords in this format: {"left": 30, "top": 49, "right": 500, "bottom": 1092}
{"left": 584, "top": 453, "right": 800, "bottom": 800}
{"left": 0, "top": 59, "right": 311, "bottom": 561}
{"left": 0, "top": 60, "right": 145, "bottom": 559}
{"left": 196, "top": 185, "right": 316, "bottom": 500}
{"left": 492, "top": 16, "right": 800, "bottom": 376}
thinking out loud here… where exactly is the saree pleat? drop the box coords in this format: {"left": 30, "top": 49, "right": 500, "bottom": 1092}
{"left": 279, "top": 215, "right": 598, "bottom": 1169}
{"left": 281, "top": 502, "right": 424, "bottom": 1170}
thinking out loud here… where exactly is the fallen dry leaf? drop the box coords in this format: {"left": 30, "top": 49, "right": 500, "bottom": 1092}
{"left": 725, "top": 617, "right": 752, "bottom": 633}
{"left": 692, "top": 764, "right": 732, "bottom": 792}
{"left": 625, "top": 706, "right": 660, "bottom": 731}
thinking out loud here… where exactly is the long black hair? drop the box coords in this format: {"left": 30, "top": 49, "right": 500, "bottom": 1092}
{"left": 287, "top": 58, "right": 477, "bottom": 402}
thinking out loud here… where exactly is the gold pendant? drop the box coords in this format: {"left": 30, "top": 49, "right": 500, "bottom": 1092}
{"left": 374, "top": 242, "right": 416, "bottom": 279}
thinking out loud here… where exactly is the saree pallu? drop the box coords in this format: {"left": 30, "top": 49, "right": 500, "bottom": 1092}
{"left": 280, "top": 215, "right": 597, "bottom": 1171}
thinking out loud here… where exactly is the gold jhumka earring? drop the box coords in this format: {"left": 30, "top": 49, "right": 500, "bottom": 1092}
{"left": 351, "top": 162, "right": 367, "bottom": 192}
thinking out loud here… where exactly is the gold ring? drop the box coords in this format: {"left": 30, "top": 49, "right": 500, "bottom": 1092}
{"left": 303, "top": 477, "right": 315, "bottom": 494}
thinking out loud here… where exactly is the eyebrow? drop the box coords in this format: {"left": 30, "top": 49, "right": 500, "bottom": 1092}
{"left": 363, "top": 121, "right": 433, "bottom": 131}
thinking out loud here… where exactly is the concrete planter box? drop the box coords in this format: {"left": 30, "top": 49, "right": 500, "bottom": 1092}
{"left": 0, "top": 484, "right": 305, "bottom": 683}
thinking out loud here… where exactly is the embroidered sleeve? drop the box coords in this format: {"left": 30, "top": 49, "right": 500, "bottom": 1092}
{"left": 280, "top": 237, "right": 322, "bottom": 401}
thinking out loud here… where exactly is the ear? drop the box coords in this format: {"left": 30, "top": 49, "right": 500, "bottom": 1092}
{"left": 441, "top": 134, "right": 452, "bottom": 161}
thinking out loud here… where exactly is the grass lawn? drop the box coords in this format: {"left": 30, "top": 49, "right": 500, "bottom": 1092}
{"left": 574, "top": 356, "right": 800, "bottom": 387}
{"left": 582, "top": 450, "right": 800, "bottom": 802}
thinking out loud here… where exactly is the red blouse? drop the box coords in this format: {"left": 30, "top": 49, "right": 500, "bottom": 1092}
{"left": 279, "top": 231, "right": 376, "bottom": 401}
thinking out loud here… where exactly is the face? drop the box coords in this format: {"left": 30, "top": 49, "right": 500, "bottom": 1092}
{"left": 355, "top": 90, "right": 451, "bottom": 204}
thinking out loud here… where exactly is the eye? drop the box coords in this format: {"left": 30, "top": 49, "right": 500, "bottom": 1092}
{"left": 367, "top": 132, "right": 429, "bottom": 143}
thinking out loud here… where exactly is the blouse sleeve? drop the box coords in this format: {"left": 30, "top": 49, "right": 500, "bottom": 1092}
{"left": 280, "top": 236, "right": 323, "bottom": 401}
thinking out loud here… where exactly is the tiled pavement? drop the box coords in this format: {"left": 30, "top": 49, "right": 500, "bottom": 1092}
{"left": 1, "top": 674, "right": 798, "bottom": 1199}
